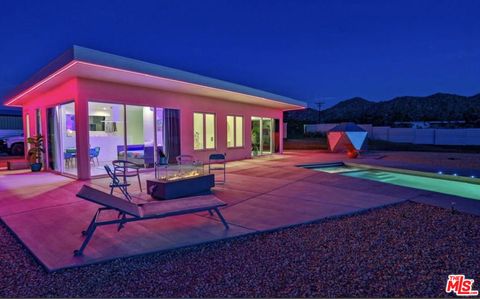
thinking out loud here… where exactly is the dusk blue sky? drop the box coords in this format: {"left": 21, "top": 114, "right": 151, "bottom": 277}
{"left": 1, "top": 0, "right": 479, "bottom": 109}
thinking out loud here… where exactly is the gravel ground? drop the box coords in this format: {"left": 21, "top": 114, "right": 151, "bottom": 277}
{"left": 1, "top": 201, "right": 479, "bottom": 297}
{"left": 377, "top": 151, "right": 480, "bottom": 170}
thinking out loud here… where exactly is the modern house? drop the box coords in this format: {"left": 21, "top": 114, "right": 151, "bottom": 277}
{"left": 4, "top": 46, "right": 306, "bottom": 180}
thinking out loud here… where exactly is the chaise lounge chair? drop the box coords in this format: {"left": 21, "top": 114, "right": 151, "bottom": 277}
{"left": 74, "top": 185, "right": 229, "bottom": 256}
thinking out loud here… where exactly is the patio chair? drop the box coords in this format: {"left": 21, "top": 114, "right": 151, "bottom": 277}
{"left": 104, "top": 165, "right": 132, "bottom": 202}
{"left": 64, "top": 152, "right": 74, "bottom": 168}
{"left": 208, "top": 153, "right": 226, "bottom": 184}
{"left": 176, "top": 154, "right": 194, "bottom": 165}
{"left": 154, "top": 148, "right": 169, "bottom": 179}
{"left": 73, "top": 185, "right": 228, "bottom": 256}
{"left": 112, "top": 160, "right": 142, "bottom": 192}
{"left": 90, "top": 147, "right": 100, "bottom": 166}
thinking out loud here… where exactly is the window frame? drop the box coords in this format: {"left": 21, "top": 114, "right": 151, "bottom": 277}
{"left": 226, "top": 114, "right": 244, "bottom": 148}
{"left": 193, "top": 112, "right": 216, "bottom": 151}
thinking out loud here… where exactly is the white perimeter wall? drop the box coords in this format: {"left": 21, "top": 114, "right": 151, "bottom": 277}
{"left": 304, "top": 123, "right": 480, "bottom": 146}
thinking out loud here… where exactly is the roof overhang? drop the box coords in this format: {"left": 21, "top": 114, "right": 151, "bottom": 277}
{"left": 5, "top": 46, "right": 307, "bottom": 110}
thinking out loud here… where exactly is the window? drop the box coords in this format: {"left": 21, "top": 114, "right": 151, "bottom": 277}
{"left": 193, "top": 113, "right": 204, "bottom": 150}
{"left": 88, "top": 102, "right": 125, "bottom": 176}
{"left": 193, "top": 112, "right": 216, "bottom": 150}
{"left": 47, "top": 102, "right": 77, "bottom": 175}
{"left": 227, "top": 115, "right": 244, "bottom": 148}
{"left": 126, "top": 105, "right": 155, "bottom": 168}
{"left": 205, "top": 114, "right": 215, "bottom": 149}
{"left": 86, "top": 102, "right": 167, "bottom": 176}
{"left": 235, "top": 116, "right": 244, "bottom": 147}
{"left": 227, "top": 116, "right": 234, "bottom": 147}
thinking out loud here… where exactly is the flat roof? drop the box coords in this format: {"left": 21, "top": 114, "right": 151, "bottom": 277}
{"left": 5, "top": 46, "right": 307, "bottom": 110}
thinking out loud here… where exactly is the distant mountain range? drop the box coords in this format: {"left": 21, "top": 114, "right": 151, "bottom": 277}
{"left": 285, "top": 93, "right": 480, "bottom": 126}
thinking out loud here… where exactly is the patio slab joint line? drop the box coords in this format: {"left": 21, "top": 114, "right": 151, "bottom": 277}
{"left": 222, "top": 170, "right": 326, "bottom": 209}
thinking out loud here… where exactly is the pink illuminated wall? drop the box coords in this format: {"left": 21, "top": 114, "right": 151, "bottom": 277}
{"left": 20, "top": 78, "right": 79, "bottom": 171}
{"left": 18, "top": 76, "right": 284, "bottom": 180}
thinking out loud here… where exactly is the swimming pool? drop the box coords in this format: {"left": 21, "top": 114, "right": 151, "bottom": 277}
{"left": 310, "top": 163, "right": 480, "bottom": 201}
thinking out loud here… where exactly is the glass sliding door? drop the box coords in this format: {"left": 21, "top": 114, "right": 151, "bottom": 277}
{"left": 47, "top": 107, "right": 60, "bottom": 171}
{"left": 251, "top": 117, "right": 273, "bottom": 156}
{"left": 126, "top": 105, "right": 155, "bottom": 168}
{"left": 261, "top": 118, "right": 272, "bottom": 154}
{"left": 88, "top": 102, "right": 125, "bottom": 176}
{"left": 46, "top": 102, "right": 77, "bottom": 176}
{"left": 274, "top": 119, "right": 280, "bottom": 153}
{"left": 251, "top": 117, "right": 261, "bottom": 156}
{"left": 87, "top": 102, "right": 166, "bottom": 177}
{"left": 60, "top": 102, "right": 77, "bottom": 175}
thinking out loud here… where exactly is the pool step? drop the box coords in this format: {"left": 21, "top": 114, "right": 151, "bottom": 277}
{"left": 367, "top": 172, "right": 396, "bottom": 181}
{"left": 299, "top": 162, "right": 345, "bottom": 169}
{"left": 347, "top": 171, "right": 398, "bottom": 183}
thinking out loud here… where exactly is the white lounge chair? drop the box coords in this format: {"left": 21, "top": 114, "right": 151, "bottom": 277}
{"left": 74, "top": 185, "right": 228, "bottom": 256}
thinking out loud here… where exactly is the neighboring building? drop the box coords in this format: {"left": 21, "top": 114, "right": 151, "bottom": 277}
{"left": 4, "top": 46, "right": 306, "bottom": 179}
{"left": 0, "top": 109, "right": 22, "bottom": 138}
{"left": 0, "top": 109, "right": 24, "bottom": 155}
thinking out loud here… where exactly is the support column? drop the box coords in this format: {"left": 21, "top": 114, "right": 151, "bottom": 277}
{"left": 279, "top": 114, "right": 284, "bottom": 154}
{"left": 75, "top": 95, "right": 90, "bottom": 180}
{"left": 22, "top": 108, "right": 29, "bottom": 160}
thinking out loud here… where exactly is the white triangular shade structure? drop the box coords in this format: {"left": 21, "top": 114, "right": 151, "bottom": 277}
{"left": 327, "top": 123, "right": 367, "bottom": 153}
{"left": 327, "top": 132, "right": 343, "bottom": 151}
{"left": 328, "top": 132, "right": 352, "bottom": 152}
{"left": 346, "top": 131, "right": 368, "bottom": 150}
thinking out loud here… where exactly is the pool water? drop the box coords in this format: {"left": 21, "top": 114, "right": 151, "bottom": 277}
{"left": 314, "top": 166, "right": 480, "bottom": 201}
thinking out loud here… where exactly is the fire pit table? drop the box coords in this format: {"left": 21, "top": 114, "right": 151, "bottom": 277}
{"left": 147, "top": 162, "right": 215, "bottom": 200}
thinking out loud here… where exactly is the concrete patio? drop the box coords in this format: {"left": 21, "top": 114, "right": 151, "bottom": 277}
{"left": 0, "top": 150, "right": 479, "bottom": 271}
